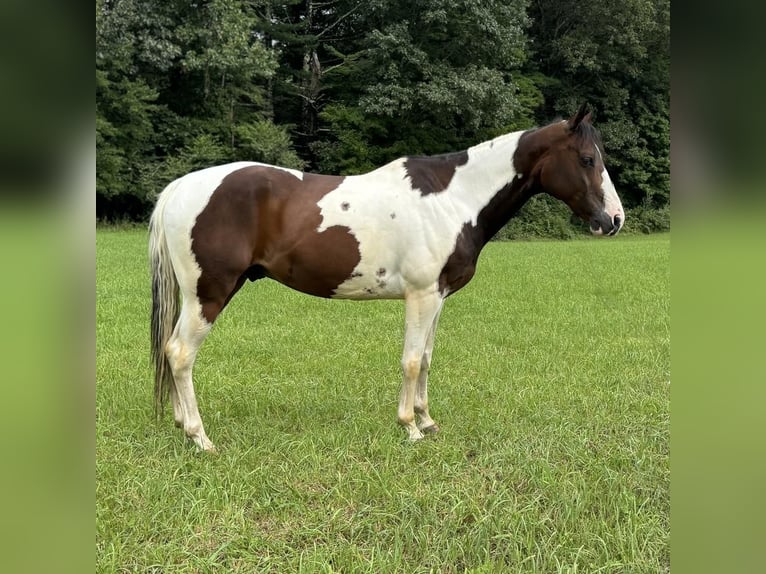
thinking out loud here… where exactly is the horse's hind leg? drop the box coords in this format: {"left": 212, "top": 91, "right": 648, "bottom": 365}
{"left": 167, "top": 270, "right": 248, "bottom": 450}
{"left": 169, "top": 383, "right": 184, "bottom": 428}
{"left": 165, "top": 298, "right": 215, "bottom": 451}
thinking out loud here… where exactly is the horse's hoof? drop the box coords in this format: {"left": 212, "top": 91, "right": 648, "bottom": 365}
{"left": 420, "top": 424, "right": 440, "bottom": 435}
{"left": 191, "top": 434, "right": 218, "bottom": 453}
{"left": 405, "top": 429, "right": 425, "bottom": 442}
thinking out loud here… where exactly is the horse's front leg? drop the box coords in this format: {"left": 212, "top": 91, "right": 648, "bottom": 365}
{"left": 415, "top": 303, "right": 443, "bottom": 434}
{"left": 398, "top": 289, "right": 443, "bottom": 441}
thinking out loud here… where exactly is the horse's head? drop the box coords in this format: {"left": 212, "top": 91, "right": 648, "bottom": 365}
{"left": 515, "top": 104, "right": 625, "bottom": 236}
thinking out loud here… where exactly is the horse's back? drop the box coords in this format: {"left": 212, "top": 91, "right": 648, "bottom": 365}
{"left": 151, "top": 158, "right": 457, "bottom": 301}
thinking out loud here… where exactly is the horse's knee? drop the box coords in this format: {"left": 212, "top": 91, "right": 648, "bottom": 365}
{"left": 165, "top": 340, "right": 190, "bottom": 372}
{"left": 165, "top": 328, "right": 205, "bottom": 373}
{"left": 401, "top": 357, "right": 421, "bottom": 381}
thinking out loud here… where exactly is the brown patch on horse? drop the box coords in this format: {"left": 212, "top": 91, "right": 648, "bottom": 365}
{"left": 438, "top": 221, "right": 479, "bottom": 297}
{"left": 191, "top": 167, "right": 360, "bottom": 322}
{"left": 439, "top": 158, "right": 538, "bottom": 297}
{"left": 404, "top": 150, "right": 469, "bottom": 196}
{"left": 513, "top": 128, "right": 552, "bottom": 177}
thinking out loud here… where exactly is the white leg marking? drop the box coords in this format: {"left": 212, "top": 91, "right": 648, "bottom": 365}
{"left": 398, "top": 289, "right": 444, "bottom": 441}
{"left": 415, "top": 303, "right": 443, "bottom": 433}
{"left": 166, "top": 301, "right": 216, "bottom": 452}
{"left": 169, "top": 382, "right": 184, "bottom": 428}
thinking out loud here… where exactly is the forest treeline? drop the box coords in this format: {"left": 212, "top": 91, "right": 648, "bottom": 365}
{"left": 96, "top": 0, "right": 669, "bottom": 236}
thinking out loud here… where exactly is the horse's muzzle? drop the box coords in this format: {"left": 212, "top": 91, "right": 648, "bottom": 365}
{"left": 607, "top": 214, "right": 623, "bottom": 236}
{"left": 590, "top": 212, "right": 623, "bottom": 236}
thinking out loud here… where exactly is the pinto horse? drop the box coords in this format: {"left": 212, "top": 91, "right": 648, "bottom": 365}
{"left": 149, "top": 104, "right": 624, "bottom": 451}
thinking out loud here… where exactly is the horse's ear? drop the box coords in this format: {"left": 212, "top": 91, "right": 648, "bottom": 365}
{"left": 568, "top": 103, "right": 592, "bottom": 130}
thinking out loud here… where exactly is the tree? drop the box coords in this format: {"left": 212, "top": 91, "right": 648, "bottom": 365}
{"left": 96, "top": 0, "right": 300, "bottom": 220}
{"left": 313, "top": 0, "right": 538, "bottom": 173}
{"left": 96, "top": 0, "right": 669, "bottom": 230}
{"left": 526, "top": 0, "right": 670, "bottom": 210}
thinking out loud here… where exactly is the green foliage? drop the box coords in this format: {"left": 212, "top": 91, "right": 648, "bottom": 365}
{"left": 96, "top": 0, "right": 290, "bottom": 220}
{"left": 626, "top": 202, "right": 671, "bottom": 234}
{"left": 145, "top": 134, "right": 231, "bottom": 195}
{"left": 234, "top": 121, "right": 305, "bottom": 169}
{"left": 496, "top": 195, "right": 581, "bottom": 241}
{"left": 310, "top": 104, "right": 387, "bottom": 174}
{"left": 177, "top": 0, "right": 275, "bottom": 79}
{"left": 320, "top": 0, "right": 533, "bottom": 159}
{"left": 96, "top": 73, "right": 159, "bottom": 200}
{"left": 97, "top": 0, "right": 670, "bottom": 230}
{"left": 526, "top": 0, "right": 670, "bottom": 210}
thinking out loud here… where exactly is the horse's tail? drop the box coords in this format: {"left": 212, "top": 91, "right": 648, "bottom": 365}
{"left": 149, "top": 183, "right": 180, "bottom": 418}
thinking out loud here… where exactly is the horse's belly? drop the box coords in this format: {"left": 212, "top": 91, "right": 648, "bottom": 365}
{"left": 331, "top": 272, "right": 406, "bottom": 300}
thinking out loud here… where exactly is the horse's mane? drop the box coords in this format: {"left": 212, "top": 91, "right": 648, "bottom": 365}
{"left": 573, "top": 121, "right": 603, "bottom": 149}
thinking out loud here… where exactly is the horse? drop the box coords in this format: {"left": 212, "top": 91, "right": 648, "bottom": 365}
{"left": 149, "top": 104, "right": 624, "bottom": 452}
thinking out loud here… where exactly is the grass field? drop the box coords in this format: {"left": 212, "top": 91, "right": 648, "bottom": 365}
{"left": 96, "top": 229, "right": 669, "bottom": 573}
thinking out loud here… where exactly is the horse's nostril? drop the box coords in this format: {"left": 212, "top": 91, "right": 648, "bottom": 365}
{"left": 614, "top": 214, "right": 622, "bottom": 228}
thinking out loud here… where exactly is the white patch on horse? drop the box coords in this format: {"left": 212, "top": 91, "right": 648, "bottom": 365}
{"left": 316, "top": 132, "right": 524, "bottom": 299}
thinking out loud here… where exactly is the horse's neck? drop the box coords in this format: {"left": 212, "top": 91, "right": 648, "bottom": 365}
{"left": 460, "top": 131, "right": 524, "bottom": 188}
{"left": 448, "top": 130, "right": 536, "bottom": 244}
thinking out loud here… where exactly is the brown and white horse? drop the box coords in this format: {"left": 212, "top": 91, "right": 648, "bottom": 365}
{"left": 150, "top": 104, "right": 624, "bottom": 451}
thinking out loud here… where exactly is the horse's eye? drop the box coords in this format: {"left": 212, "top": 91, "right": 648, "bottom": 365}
{"left": 581, "top": 156, "right": 595, "bottom": 168}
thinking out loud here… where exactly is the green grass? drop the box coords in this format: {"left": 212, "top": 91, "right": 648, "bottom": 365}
{"left": 97, "top": 230, "right": 669, "bottom": 573}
